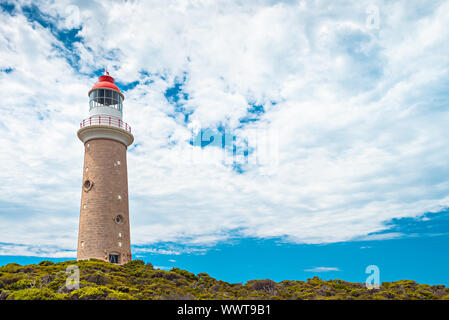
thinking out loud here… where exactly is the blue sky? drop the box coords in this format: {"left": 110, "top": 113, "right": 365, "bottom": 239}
{"left": 1, "top": 0, "right": 449, "bottom": 286}
{"left": 2, "top": 210, "right": 448, "bottom": 285}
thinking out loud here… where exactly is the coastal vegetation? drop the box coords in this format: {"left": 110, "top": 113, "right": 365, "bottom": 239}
{"left": 0, "top": 259, "right": 448, "bottom": 300}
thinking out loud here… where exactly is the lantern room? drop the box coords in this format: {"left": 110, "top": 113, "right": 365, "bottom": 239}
{"left": 88, "top": 73, "right": 124, "bottom": 119}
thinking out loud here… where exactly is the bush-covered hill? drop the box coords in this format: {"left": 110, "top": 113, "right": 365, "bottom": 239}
{"left": 0, "top": 259, "right": 448, "bottom": 300}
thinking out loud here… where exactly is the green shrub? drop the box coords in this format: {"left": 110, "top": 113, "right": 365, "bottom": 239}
{"left": 381, "top": 282, "right": 392, "bottom": 289}
{"left": 246, "top": 279, "right": 277, "bottom": 293}
{"left": 151, "top": 271, "right": 184, "bottom": 281}
{"left": 307, "top": 276, "right": 324, "bottom": 286}
{"left": 393, "top": 280, "right": 418, "bottom": 288}
{"left": 107, "top": 291, "right": 134, "bottom": 300}
{"left": 116, "top": 286, "right": 131, "bottom": 293}
{"left": 332, "top": 283, "right": 347, "bottom": 290}
{"left": 0, "top": 263, "right": 22, "bottom": 273}
{"left": 47, "top": 275, "right": 68, "bottom": 291}
{"left": 6, "top": 278, "right": 37, "bottom": 290}
{"left": 0, "top": 289, "right": 10, "bottom": 300}
{"left": 7, "top": 288, "right": 64, "bottom": 300}
{"left": 171, "top": 268, "right": 198, "bottom": 281}
{"left": 83, "top": 271, "right": 111, "bottom": 285}
{"left": 70, "top": 286, "right": 112, "bottom": 300}
{"left": 0, "top": 274, "right": 26, "bottom": 287}
{"left": 124, "top": 259, "right": 145, "bottom": 267}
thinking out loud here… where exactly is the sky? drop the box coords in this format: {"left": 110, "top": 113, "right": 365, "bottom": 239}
{"left": 0, "top": 0, "right": 449, "bottom": 285}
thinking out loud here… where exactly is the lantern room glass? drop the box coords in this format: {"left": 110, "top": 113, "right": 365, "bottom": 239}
{"left": 89, "top": 89, "right": 123, "bottom": 112}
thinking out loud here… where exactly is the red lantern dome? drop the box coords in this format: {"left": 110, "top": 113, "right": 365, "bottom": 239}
{"left": 88, "top": 73, "right": 124, "bottom": 100}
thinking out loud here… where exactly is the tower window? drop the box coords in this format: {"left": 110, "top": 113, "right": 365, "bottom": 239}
{"left": 109, "top": 253, "right": 119, "bottom": 264}
{"left": 83, "top": 204, "right": 87, "bottom": 209}
{"left": 117, "top": 160, "right": 121, "bottom": 166}
{"left": 80, "top": 241, "right": 85, "bottom": 248}
{"left": 118, "top": 232, "right": 122, "bottom": 238}
{"left": 118, "top": 241, "right": 122, "bottom": 248}
{"left": 85, "top": 167, "right": 88, "bottom": 172}
{"left": 115, "top": 215, "right": 123, "bottom": 224}
{"left": 117, "top": 195, "right": 121, "bottom": 200}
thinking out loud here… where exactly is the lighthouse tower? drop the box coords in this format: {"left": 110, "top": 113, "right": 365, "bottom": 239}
{"left": 76, "top": 72, "right": 134, "bottom": 265}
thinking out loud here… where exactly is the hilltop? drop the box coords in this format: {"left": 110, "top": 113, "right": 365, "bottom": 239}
{"left": 0, "top": 259, "right": 448, "bottom": 300}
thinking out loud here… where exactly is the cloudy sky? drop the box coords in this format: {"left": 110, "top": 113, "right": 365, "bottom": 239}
{"left": 1, "top": 0, "right": 449, "bottom": 284}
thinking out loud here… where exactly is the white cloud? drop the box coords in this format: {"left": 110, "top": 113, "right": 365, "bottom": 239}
{"left": 134, "top": 248, "right": 182, "bottom": 255}
{"left": 304, "top": 267, "right": 340, "bottom": 273}
{"left": 0, "top": 243, "right": 76, "bottom": 258}
{"left": 154, "top": 266, "right": 172, "bottom": 271}
{"left": 1, "top": 0, "right": 449, "bottom": 257}
{"left": 357, "top": 232, "right": 403, "bottom": 241}
{"left": 134, "top": 246, "right": 207, "bottom": 255}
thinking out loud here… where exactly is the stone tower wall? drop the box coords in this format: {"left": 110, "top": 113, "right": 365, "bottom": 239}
{"left": 77, "top": 138, "right": 132, "bottom": 264}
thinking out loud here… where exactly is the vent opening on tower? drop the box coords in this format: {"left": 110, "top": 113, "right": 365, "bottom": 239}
{"left": 114, "top": 215, "right": 123, "bottom": 224}
{"left": 83, "top": 180, "right": 93, "bottom": 192}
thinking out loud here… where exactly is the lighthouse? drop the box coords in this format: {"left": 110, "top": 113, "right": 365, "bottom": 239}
{"left": 76, "top": 72, "right": 134, "bottom": 265}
